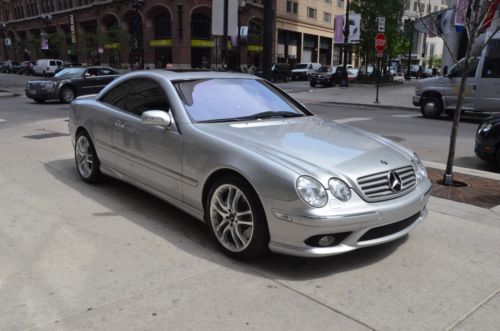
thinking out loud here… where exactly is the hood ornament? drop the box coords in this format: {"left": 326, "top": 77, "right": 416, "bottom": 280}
{"left": 388, "top": 171, "right": 403, "bottom": 192}
{"left": 380, "top": 160, "right": 388, "bottom": 165}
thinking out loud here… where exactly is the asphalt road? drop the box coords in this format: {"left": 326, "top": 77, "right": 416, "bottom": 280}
{"left": 0, "top": 72, "right": 496, "bottom": 173}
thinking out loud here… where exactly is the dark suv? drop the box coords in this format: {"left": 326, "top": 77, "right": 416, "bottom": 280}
{"left": 256, "top": 63, "right": 291, "bottom": 82}
{"left": 310, "top": 66, "right": 346, "bottom": 87}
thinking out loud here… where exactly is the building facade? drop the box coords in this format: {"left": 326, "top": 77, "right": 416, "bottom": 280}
{"left": 276, "top": 0, "right": 345, "bottom": 66}
{"left": 0, "top": 0, "right": 351, "bottom": 69}
{"left": 403, "top": 0, "right": 452, "bottom": 68}
{"left": 0, "top": 0, "right": 267, "bottom": 69}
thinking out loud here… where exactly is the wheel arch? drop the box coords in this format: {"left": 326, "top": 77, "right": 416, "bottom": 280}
{"left": 421, "top": 91, "right": 444, "bottom": 105}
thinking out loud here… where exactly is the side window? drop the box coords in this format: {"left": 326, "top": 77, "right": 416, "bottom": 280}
{"left": 482, "top": 40, "right": 500, "bottom": 78}
{"left": 56, "top": 61, "right": 62, "bottom": 66}
{"left": 49, "top": 60, "right": 56, "bottom": 66}
{"left": 450, "top": 59, "right": 479, "bottom": 78}
{"left": 99, "top": 68, "right": 115, "bottom": 76}
{"left": 125, "top": 79, "right": 170, "bottom": 116}
{"left": 101, "top": 82, "right": 130, "bottom": 110}
{"left": 85, "top": 68, "right": 99, "bottom": 77}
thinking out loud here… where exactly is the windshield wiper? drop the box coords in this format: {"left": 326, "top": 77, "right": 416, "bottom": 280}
{"left": 235, "top": 111, "right": 303, "bottom": 121}
{"left": 196, "top": 111, "right": 303, "bottom": 123}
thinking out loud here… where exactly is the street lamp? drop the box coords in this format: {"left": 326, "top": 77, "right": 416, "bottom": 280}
{"left": 237, "top": 0, "right": 246, "bottom": 71}
{"left": 406, "top": 18, "right": 414, "bottom": 80}
{"left": 0, "top": 22, "right": 8, "bottom": 61}
{"left": 131, "top": 0, "right": 144, "bottom": 69}
{"left": 40, "top": 14, "right": 53, "bottom": 56}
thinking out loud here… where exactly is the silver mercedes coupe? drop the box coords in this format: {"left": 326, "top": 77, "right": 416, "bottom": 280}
{"left": 68, "top": 70, "right": 432, "bottom": 259}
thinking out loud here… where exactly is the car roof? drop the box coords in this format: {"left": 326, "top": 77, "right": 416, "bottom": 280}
{"left": 147, "top": 69, "right": 260, "bottom": 81}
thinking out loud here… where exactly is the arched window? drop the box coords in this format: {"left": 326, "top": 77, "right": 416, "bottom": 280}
{"left": 191, "top": 13, "right": 211, "bottom": 40}
{"left": 154, "top": 13, "right": 171, "bottom": 39}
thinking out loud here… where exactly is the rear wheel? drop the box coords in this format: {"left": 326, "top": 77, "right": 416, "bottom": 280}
{"left": 310, "top": 80, "right": 316, "bottom": 87}
{"left": 420, "top": 96, "right": 443, "bottom": 119}
{"left": 75, "top": 131, "right": 103, "bottom": 183}
{"left": 34, "top": 98, "right": 45, "bottom": 104}
{"left": 205, "top": 176, "right": 269, "bottom": 260}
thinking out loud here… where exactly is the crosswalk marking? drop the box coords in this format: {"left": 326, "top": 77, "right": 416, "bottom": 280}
{"left": 334, "top": 117, "right": 371, "bottom": 124}
{"left": 0, "top": 118, "right": 6, "bottom": 122}
{"left": 391, "top": 114, "right": 420, "bottom": 118}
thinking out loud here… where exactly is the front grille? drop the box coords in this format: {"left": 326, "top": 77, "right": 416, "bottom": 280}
{"left": 357, "top": 166, "right": 416, "bottom": 201}
{"left": 359, "top": 212, "right": 421, "bottom": 241}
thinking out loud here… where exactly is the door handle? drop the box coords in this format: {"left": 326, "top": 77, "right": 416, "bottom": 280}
{"left": 114, "top": 120, "right": 125, "bottom": 129}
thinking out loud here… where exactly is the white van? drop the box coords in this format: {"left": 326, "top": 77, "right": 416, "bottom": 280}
{"left": 413, "top": 35, "right": 500, "bottom": 118}
{"left": 34, "top": 59, "right": 63, "bottom": 76}
{"left": 291, "top": 63, "right": 322, "bottom": 80}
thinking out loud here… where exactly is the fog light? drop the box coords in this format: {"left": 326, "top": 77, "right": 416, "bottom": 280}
{"left": 318, "top": 235, "right": 335, "bottom": 247}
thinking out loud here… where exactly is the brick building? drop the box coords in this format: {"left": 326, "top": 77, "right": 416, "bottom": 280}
{"left": 0, "top": 0, "right": 346, "bottom": 69}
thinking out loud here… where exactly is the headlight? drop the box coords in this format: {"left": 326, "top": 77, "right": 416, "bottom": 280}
{"left": 412, "top": 153, "right": 427, "bottom": 180}
{"left": 42, "top": 82, "right": 55, "bottom": 89}
{"left": 328, "top": 178, "right": 351, "bottom": 202}
{"left": 478, "top": 122, "right": 492, "bottom": 134}
{"left": 296, "top": 176, "right": 328, "bottom": 208}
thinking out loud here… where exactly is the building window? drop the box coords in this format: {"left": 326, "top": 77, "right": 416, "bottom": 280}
{"left": 286, "top": 1, "right": 298, "bottom": 14}
{"left": 413, "top": 1, "right": 417, "bottom": 11}
{"left": 337, "top": 0, "right": 344, "bottom": 8}
{"left": 307, "top": 7, "right": 317, "bottom": 19}
{"left": 405, "top": 0, "right": 410, "bottom": 10}
{"left": 323, "top": 12, "right": 331, "bottom": 23}
{"left": 325, "top": 0, "right": 332, "bottom": 3}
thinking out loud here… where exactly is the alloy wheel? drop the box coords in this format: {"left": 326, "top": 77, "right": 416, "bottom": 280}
{"left": 209, "top": 184, "right": 254, "bottom": 252}
{"left": 62, "top": 88, "right": 74, "bottom": 102}
{"left": 75, "top": 135, "right": 93, "bottom": 178}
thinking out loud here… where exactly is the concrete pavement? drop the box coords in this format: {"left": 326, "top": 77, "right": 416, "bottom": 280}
{"left": 1, "top": 117, "right": 499, "bottom": 330}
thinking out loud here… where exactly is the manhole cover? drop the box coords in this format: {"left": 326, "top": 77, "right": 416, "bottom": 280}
{"left": 24, "top": 132, "right": 69, "bottom": 140}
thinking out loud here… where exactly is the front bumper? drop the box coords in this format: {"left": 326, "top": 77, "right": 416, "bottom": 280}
{"left": 474, "top": 138, "right": 496, "bottom": 162}
{"left": 25, "top": 86, "right": 58, "bottom": 100}
{"left": 263, "top": 181, "right": 432, "bottom": 257}
{"left": 412, "top": 96, "right": 422, "bottom": 107}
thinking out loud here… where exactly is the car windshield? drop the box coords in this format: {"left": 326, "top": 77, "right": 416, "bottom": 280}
{"left": 55, "top": 68, "right": 85, "bottom": 78}
{"left": 295, "top": 64, "right": 308, "bottom": 69}
{"left": 174, "top": 78, "right": 308, "bottom": 123}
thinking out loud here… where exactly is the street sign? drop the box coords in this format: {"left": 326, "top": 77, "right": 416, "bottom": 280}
{"left": 4, "top": 38, "right": 11, "bottom": 46}
{"left": 375, "top": 33, "right": 387, "bottom": 53}
{"left": 212, "top": 0, "right": 238, "bottom": 36}
{"left": 377, "top": 16, "right": 385, "bottom": 33}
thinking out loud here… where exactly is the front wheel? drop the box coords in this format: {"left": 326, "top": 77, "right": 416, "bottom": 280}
{"left": 420, "top": 96, "right": 443, "bottom": 119}
{"left": 34, "top": 98, "right": 45, "bottom": 104}
{"left": 60, "top": 86, "right": 75, "bottom": 103}
{"left": 310, "top": 80, "right": 316, "bottom": 87}
{"left": 75, "top": 131, "right": 103, "bottom": 183}
{"left": 205, "top": 176, "right": 269, "bottom": 260}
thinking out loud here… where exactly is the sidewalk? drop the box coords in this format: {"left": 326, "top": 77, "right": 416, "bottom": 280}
{"left": 284, "top": 79, "right": 419, "bottom": 111}
{"left": 0, "top": 117, "right": 499, "bottom": 330}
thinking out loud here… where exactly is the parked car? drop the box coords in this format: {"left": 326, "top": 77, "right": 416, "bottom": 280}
{"left": 310, "top": 66, "right": 348, "bottom": 87}
{"left": 3, "top": 61, "right": 20, "bottom": 74}
{"left": 421, "top": 68, "right": 434, "bottom": 78}
{"left": 69, "top": 70, "right": 431, "bottom": 259}
{"left": 33, "top": 59, "right": 64, "bottom": 76}
{"left": 25, "top": 66, "right": 120, "bottom": 103}
{"left": 347, "top": 68, "right": 359, "bottom": 81}
{"left": 0, "top": 62, "right": 7, "bottom": 73}
{"left": 291, "top": 62, "right": 321, "bottom": 80}
{"left": 18, "top": 61, "right": 35, "bottom": 75}
{"left": 475, "top": 115, "right": 500, "bottom": 169}
{"left": 413, "top": 38, "right": 500, "bottom": 119}
{"left": 409, "top": 65, "right": 424, "bottom": 78}
{"left": 255, "top": 63, "right": 291, "bottom": 82}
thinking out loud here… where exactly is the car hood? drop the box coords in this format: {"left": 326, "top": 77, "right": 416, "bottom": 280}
{"left": 28, "top": 77, "right": 67, "bottom": 84}
{"left": 196, "top": 116, "right": 413, "bottom": 181}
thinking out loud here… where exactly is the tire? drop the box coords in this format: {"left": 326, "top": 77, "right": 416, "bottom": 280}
{"left": 34, "top": 98, "right": 45, "bottom": 104}
{"left": 310, "top": 80, "right": 316, "bottom": 87}
{"left": 75, "top": 131, "right": 103, "bottom": 184}
{"left": 205, "top": 175, "right": 270, "bottom": 260}
{"left": 284, "top": 75, "right": 289, "bottom": 82}
{"left": 420, "top": 96, "right": 443, "bottom": 119}
{"left": 496, "top": 145, "right": 500, "bottom": 171}
{"left": 60, "top": 86, "right": 75, "bottom": 103}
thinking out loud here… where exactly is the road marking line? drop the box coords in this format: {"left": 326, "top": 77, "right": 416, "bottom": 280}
{"left": 335, "top": 117, "right": 371, "bottom": 124}
{"left": 391, "top": 114, "right": 420, "bottom": 118}
{"left": 0, "top": 118, "right": 5, "bottom": 122}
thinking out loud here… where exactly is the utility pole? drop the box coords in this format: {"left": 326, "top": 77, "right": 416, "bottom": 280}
{"left": 222, "top": 0, "right": 228, "bottom": 69}
{"left": 262, "top": 0, "right": 273, "bottom": 80}
{"left": 342, "top": 0, "right": 350, "bottom": 87}
{"left": 406, "top": 19, "right": 414, "bottom": 80}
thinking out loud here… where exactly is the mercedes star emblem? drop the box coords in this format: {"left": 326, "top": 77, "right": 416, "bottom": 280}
{"left": 388, "top": 171, "right": 403, "bottom": 192}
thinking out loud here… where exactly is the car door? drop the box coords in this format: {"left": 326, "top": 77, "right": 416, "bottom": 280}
{"left": 443, "top": 58, "right": 479, "bottom": 111}
{"left": 476, "top": 40, "right": 500, "bottom": 112}
{"left": 97, "top": 68, "right": 120, "bottom": 91}
{"left": 108, "top": 78, "right": 184, "bottom": 200}
{"left": 80, "top": 68, "right": 102, "bottom": 95}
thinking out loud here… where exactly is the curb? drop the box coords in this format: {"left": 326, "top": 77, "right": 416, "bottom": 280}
{"left": 424, "top": 160, "right": 500, "bottom": 181}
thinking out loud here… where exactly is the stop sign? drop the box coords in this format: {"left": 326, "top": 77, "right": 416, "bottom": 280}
{"left": 375, "top": 33, "right": 387, "bottom": 53}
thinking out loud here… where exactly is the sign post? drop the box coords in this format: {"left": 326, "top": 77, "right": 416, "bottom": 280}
{"left": 374, "top": 33, "right": 387, "bottom": 104}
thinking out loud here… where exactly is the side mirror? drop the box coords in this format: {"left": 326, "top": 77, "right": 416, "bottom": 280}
{"left": 141, "top": 110, "right": 172, "bottom": 128}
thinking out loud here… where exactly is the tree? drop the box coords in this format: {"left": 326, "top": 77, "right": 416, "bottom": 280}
{"left": 417, "top": 0, "right": 499, "bottom": 185}
{"left": 351, "top": 0, "right": 407, "bottom": 65}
